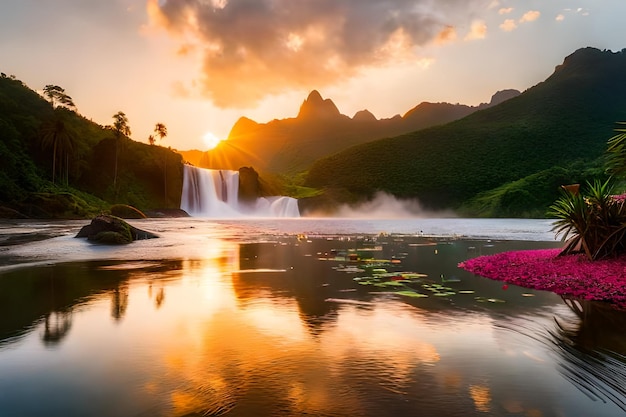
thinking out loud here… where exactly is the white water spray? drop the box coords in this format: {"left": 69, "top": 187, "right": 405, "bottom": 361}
{"left": 180, "top": 165, "right": 300, "bottom": 218}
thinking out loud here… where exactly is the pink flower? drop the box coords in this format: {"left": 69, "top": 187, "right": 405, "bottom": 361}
{"left": 458, "top": 249, "right": 626, "bottom": 309}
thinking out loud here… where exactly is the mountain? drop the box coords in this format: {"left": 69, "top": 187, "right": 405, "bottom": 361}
{"left": 303, "top": 47, "right": 626, "bottom": 216}
{"left": 188, "top": 89, "right": 519, "bottom": 174}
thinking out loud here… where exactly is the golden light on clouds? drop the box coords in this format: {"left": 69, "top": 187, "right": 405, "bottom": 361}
{"left": 520, "top": 10, "right": 541, "bottom": 23}
{"left": 464, "top": 21, "right": 487, "bottom": 41}
{"left": 436, "top": 26, "right": 458, "bottom": 44}
{"left": 147, "top": 0, "right": 496, "bottom": 107}
{"left": 500, "top": 19, "right": 517, "bottom": 32}
{"left": 556, "top": 14, "right": 565, "bottom": 22}
{"left": 499, "top": 7, "right": 513, "bottom": 15}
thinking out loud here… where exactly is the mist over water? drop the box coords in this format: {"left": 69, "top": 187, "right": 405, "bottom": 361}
{"left": 331, "top": 191, "right": 457, "bottom": 219}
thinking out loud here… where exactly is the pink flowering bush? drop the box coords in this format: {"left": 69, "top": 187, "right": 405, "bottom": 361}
{"left": 459, "top": 249, "right": 626, "bottom": 309}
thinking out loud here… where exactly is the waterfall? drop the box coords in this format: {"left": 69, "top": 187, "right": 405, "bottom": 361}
{"left": 181, "top": 165, "right": 300, "bottom": 218}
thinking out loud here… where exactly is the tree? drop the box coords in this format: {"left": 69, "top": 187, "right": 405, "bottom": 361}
{"left": 39, "top": 109, "right": 77, "bottom": 185}
{"left": 154, "top": 123, "right": 168, "bottom": 205}
{"left": 43, "top": 85, "right": 76, "bottom": 109}
{"left": 154, "top": 123, "right": 167, "bottom": 145}
{"left": 112, "top": 111, "right": 131, "bottom": 192}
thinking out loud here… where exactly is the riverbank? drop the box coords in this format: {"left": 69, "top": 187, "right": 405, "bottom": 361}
{"left": 459, "top": 249, "right": 626, "bottom": 309}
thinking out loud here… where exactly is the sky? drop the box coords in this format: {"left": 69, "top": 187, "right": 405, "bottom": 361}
{"left": 1, "top": 0, "right": 626, "bottom": 151}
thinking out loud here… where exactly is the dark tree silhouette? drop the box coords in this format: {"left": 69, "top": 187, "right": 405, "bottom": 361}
{"left": 154, "top": 123, "right": 168, "bottom": 204}
{"left": 39, "top": 109, "right": 77, "bottom": 185}
{"left": 111, "top": 111, "right": 131, "bottom": 192}
{"left": 43, "top": 84, "right": 76, "bottom": 109}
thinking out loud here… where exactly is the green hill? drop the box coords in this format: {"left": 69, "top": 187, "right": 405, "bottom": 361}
{"left": 303, "top": 47, "right": 626, "bottom": 217}
{"left": 0, "top": 74, "right": 184, "bottom": 218}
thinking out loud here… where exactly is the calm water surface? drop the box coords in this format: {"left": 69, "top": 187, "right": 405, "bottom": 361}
{"left": 0, "top": 218, "right": 624, "bottom": 417}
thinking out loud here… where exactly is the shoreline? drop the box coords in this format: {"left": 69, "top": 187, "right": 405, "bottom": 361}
{"left": 459, "top": 249, "right": 626, "bottom": 310}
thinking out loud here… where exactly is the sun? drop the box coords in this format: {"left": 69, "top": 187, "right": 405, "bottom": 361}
{"left": 202, "top": 131, "right": 223, "bottom": 150}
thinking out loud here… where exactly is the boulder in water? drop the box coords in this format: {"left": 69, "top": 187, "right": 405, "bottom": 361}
{"left": 75, "top": 215, "right": 158, "bottom": 244}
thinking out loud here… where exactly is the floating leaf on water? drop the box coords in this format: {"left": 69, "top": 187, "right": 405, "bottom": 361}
{"left": 458, "top": 290, "right": 476, "bottom": 294}
{"left": 395, "top": 291, "right": 429, "bottom": 298}
{"left": 487, "top": 298, "right": 506, "bottom": 303}
{"left": 400, "top": 273, "right": 428, "bottom": 279}
{"left": 335, "top": 267, "right": 365, "bottom": 273}
{"left": 521, "top": 293, "right": 536, "bottom": 297}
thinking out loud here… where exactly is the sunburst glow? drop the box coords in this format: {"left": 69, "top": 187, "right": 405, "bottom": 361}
{"left": 203, "top": 131, "right": 223, "bottom": 150}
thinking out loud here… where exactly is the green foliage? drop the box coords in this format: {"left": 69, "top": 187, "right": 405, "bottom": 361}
{"left": 606, "top": 121, "right": 626, "bottom": 178}
{"left": 460, "top": 161, "right": 607, "bottom": 217}
{"left": 548, "top": 180, "right": 626, "bottom": 260}
{"left": 305, "top": 48, "right": 626, "bottom": 215}
{"left": 0, "top": 75, "right": 184, "bottom": 217}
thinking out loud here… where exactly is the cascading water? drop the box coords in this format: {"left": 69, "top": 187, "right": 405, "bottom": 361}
{"left": 180, "top": 165, "right": 300, "bottom": 218}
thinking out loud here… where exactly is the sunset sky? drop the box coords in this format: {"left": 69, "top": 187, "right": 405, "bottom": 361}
{"left": 1, "top": 0, "right": 625, "bottom": 151}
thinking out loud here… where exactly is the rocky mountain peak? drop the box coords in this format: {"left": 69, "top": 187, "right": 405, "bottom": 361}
{"left": 297, "top": 90, "right": 341, "bottom": 119}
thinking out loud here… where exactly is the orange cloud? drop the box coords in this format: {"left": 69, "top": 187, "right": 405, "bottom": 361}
{"left": 464, "top": 20, "right": 487, "bottom": 41}
{"left": 520, "top": 10, "right": 541, "bottom": 23}
{"left": 499, "top": 19, "right": 517, "bottom": 32}
{"left": 148, "top": 0, "right": 496, "bottom": 107}
{"left": 498, "top": 8, "right": 513, "bottom": 15}
{"left": 436, "top": 26, "right": 458, "bottom": 44}
{"left": 555, "top": 14, "right": 565, "bottom": 22}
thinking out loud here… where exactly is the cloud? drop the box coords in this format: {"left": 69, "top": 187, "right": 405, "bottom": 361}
{"left": 148, "top": 0, "right": 493, "bottom": 107}
{"left": 464, "top": 20, "right": 487, "bottom": 41}
{"left": 498, "top": 8, "right": 513, "bottom": 15}
{"left": 555, "top": 14, "right": 565, "bottom": 22}
{"left": 436, "top": 26, "right": 458, "bottom": 44}
{"left": 499, "top": 9, "right": 540, "bottom": 32}
{"left": 499, "top": 19, "right": 517, "bottom": 32}
{"left": 520, "top": 10, "right": 540, "bottom": 23}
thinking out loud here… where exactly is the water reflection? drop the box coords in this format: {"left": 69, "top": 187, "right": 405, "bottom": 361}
{"left": 552, "top": 297, "right": 626, "bottom": 412}
{"left": 0, "top": 234, "right": 624, "bottom": 417}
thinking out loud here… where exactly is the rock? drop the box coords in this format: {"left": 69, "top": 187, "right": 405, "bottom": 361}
{"left": 238, "top": 166, "right": 261, "bottom": 202}
{"left": 144, "top": 208, "right": 190, "bottom": 218}
{"left": 75, "top": 215, "right": 158, "bottom": 244}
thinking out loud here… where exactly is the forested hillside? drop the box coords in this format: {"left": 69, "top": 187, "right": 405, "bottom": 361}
{"left": 0, "top": 74, "right": 184, "bottom": 218}
{"left": 304, "top": 48, "right": 625, "bottom": 217}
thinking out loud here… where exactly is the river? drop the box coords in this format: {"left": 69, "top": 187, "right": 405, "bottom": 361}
{"left": 0, "top": 217, "right": 624, "bottom": 416}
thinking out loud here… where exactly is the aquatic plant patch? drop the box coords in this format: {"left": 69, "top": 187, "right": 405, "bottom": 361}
{"left": 459, "top": 249, "right": 626, "bottom": 309}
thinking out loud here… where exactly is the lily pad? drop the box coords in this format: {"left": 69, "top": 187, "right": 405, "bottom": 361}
{"left": 395, "top": 291, "right": 429, "bottom": 298}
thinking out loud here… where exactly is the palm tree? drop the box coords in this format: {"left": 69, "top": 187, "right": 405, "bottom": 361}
{"left": 154, "top": 123, "right": 168, "bottom": 205}
{"left": 606, "top": 122, "right": 626, "bottom": 177}
{"left": 154, "top": 123, "right": 167, "bottom": 144}
{"left": 39, "top": 109, "right": 76, "bottom": 185}
{"left": 112, "top": 111, "right": 131, "bottom": 191}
